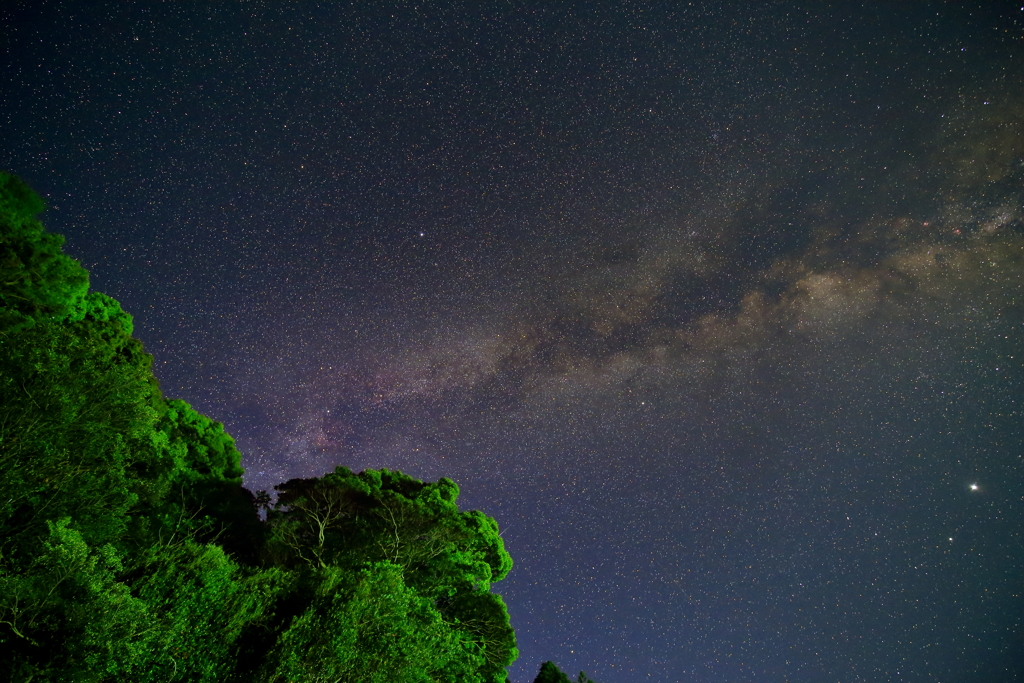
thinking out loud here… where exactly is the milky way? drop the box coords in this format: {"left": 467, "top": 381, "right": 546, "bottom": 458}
{"left": 3, "top": 3, "right": 1023, "bottom": 681}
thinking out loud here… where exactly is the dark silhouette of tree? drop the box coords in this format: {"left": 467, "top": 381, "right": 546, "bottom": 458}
{"left": 534, "top": 661, "right": 599, "bottom": 683}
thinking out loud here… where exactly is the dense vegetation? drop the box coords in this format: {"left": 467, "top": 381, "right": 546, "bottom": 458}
{"left": 0, "top": 171, "right": 607, "bottom": 683}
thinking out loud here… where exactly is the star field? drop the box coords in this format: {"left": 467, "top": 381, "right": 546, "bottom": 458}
{"left": 3, "top": 2, "right": 1024, "bottom": 681}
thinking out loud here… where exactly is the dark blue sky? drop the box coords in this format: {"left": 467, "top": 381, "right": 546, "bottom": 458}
{"left": 3, "top": 2, "right": 1023, "bottom": 681}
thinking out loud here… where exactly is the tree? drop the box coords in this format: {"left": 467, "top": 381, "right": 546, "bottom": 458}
{"left": 265, "top": 467, "right": 518, "bottom": 682}
{"left": 534, "top": 661, "right": 571, "bottom": 683}
{"left": 0, "top": 172, "right": 273, "bottom": 679}
{"left": 533, "top": 661, "right": 598, "bottom": 683}
{"left": 0, "top": 291, "right": 166, "bottom": 559}
{"left": 154, "top": 399, "right": 263, "bottom": 561}
{"left": 258, "top": 562, "right": 483, "bottom": 683}
{"left": 0, "top": 517, "right": 290, "bottom": 683}
{"left": 0, "top": 171, "right": 90, "bottom": 331}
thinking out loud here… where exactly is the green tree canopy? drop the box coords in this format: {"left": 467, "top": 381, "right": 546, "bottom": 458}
{"left": 0, "top": 291, "right": 165, "bottom": 558}
{"left": 266, "top": 467, "right": 517, "bottom": 682}
{"left": 0, "top": 172, "right": 90, "bottom": 331}
{"left": 256, "top": 561, "right": 484, "bottom": 683}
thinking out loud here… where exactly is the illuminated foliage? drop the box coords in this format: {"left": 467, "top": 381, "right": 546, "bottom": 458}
{"left": 267, "top": 468, "right": 517, "bottom": 681}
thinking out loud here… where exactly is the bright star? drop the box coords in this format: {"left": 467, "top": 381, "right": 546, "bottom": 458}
{"left": 969, "top": 483, "right": 980, "bottom": 491}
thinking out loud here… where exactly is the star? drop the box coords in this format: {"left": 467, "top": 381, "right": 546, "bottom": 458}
{"left": 969, "top": 483, "right": 980, "bottom": 491}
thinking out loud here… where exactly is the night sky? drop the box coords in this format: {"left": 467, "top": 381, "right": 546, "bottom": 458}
{"left": 3, "top": 2, "right": 1024, "bottom": 681}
